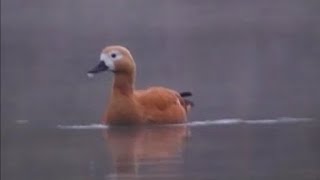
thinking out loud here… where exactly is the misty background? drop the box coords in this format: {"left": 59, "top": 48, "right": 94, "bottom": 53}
{"left": 2, "top": 0, "right": 320, "bottom": 127}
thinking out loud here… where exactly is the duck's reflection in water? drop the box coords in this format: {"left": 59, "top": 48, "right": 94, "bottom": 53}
{"left": 103, "top": 125, "right": 190, "bottom": 179}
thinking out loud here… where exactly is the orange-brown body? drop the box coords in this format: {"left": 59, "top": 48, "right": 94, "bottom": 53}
{"left": 88, "top": 45, "right": 193, "bottom": 125}
{"left": 105, "top": 86, "right": 189, "bottom": 125}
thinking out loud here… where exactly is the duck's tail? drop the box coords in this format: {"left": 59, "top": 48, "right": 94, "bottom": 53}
{"left": 179, "top": 91, "right": 192, "bottom": 97}
{"left": 179, "top": 91, "right": 194, "bottom": 112}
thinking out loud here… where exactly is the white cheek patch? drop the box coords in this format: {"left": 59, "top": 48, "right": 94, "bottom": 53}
{"left": 100, "top": 53, "right": 115, "bottom": 70}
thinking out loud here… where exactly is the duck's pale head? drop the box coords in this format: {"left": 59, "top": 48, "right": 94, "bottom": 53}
{"left": 88, "top": 45, "right": 135, "bottom": 77}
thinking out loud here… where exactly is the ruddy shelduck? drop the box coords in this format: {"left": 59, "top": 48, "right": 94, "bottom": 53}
{"left": 88, "top": 45, "right": 193, "bottom": 125}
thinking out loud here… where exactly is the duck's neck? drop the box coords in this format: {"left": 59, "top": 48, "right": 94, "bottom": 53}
{"left": 112, "top": 72, "right": 135, "bottom": 96}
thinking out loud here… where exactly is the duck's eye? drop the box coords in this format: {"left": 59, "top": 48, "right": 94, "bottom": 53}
{"left": 111, "top": 53, "right": 117, "bottom": 58}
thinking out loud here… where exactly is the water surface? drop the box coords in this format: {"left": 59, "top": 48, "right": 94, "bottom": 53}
{"left": 2, "top": 119, "right": 320, "bottom": 180}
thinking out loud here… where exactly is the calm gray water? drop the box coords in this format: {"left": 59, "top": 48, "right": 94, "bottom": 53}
{"left": 2, "top": 120, "right": 320, "bottom": 180}
{"left": 2, "top": 0, "right": 320, "bottom": 179}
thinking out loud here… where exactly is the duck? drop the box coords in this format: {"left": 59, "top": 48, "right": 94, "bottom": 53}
{"left": 88, "top": 45, "right": 193, "bottom": 125}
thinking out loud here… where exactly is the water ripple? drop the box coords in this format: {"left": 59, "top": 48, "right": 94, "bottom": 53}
{"left": 57, "top": 117, "right": 313, "bottom": 129}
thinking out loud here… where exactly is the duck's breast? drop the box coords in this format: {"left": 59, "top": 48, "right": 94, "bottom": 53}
{"left": 105, "top": 94, "right": 144, "bottom": 125}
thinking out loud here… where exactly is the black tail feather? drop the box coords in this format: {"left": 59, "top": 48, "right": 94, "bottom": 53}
{"left": 179, "top": 91, "right": 192, "bottom": 97}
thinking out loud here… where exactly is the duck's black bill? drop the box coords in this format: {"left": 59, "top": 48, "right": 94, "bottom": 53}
{"left": 88, "top": 61, "right": 108, "bottom": 74}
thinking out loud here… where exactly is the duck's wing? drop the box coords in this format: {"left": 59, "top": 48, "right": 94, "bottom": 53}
{"left": 135, "top": 87, "right": 194, "bottom": 113}
{"left": 134, "top": 87, "right": 182, "bottom": 111}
